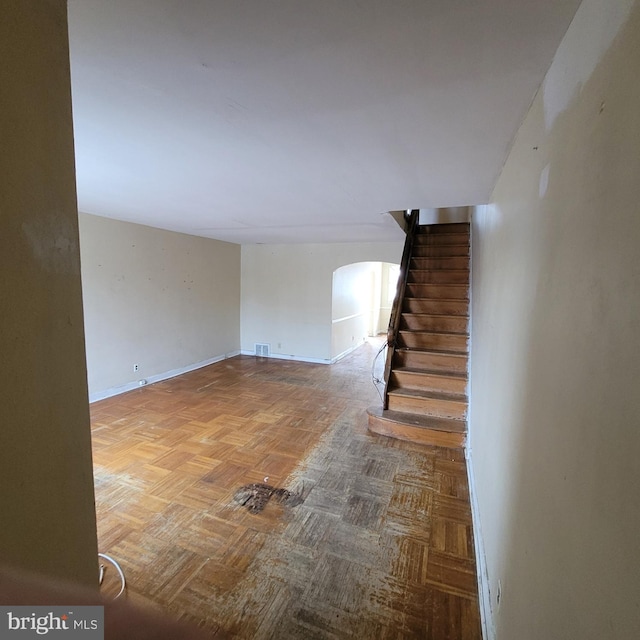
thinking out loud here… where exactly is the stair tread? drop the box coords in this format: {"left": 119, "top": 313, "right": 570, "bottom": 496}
{"left": 398, "top": 329, "right": 469, "bottom": 337}
{"left": 396, "top": 347, "right": 468, "bottom": 356}
{"left": 407, "top": 284, "right": 469, "bottom": 288}
{"left": 413, "top": 243, "right": 469, "bottom": 247}
{"left": 414, "top": 238, "right": 469, "bottom": 242}
{"left": 414, "top": 232, "right": 469, "bottom": 237}
{"left": 412, "top": 254, "right": 470, "bottom": 259}
{"left": 411, "top": 257, "right": 470, "bottom": 262}
{"left": 409, "top": 268, "right": 469, "bottom": 272}
{"left": 413, "top": 243, "right": 470, "bottom": 248}
{"left": 403, "top": 307, "right": 469, "bottom": 317}
{"left": 394, "top": 367, "right": 467, "bottom": 379}
{"left": 411, "top": 242, "right": 470, "bottom": 248}
{"left": 418, "top": 222, "right": 469, "bottom": 227}
{"left": 388, "top": 387, "right": 467, "bottom": 402}
{"left": 404, "top": 296, "right": 470, "bottom": 301}
{"left": 413, "top": 241, "right": 470, "bottom": 245}
{"left": 416, "top": 229, "right": 469, "bottom": 234}
{"left": 367, "top": 406, "right": 466, "bottom": 432}
{"left": 403, "top": 305, "right": 469, "bottom": 312}
{"left": 410, "top": 263, "right": 469, "bottom": 268}
{"left": 403, "top": 311, "right": 470, "bottom": 316}
{"left": 412, "top": 252, "right": 470, "bottom": 256}
{"left": 404, "top": 299, "right": 470, "bottom": 306}
{"left": 402, "top": 312, "right": 470, "bottom": 319}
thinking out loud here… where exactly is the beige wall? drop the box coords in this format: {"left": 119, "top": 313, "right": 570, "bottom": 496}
{"left": 0, "top": 0, "right": 98, "bottom": 585}
{"left": 79, "top": 214, "right": 240, "bottom": 400}
{"left": 469, "top": 1, "right": 640, "bottom": 638}
{"left": 241, "top": 243, "right": 402, "bottom": 362}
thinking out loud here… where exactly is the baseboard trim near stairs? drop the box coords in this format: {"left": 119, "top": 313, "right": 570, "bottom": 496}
{"left": 366, "top": 406, "right": 466, "bottom": 448}
{"left": 466, "top": 447, "right": 496, "bottom": 640}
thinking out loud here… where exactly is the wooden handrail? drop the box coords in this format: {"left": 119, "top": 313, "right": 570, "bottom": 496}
{"left": 382, "top": 209, "right": 419, "bottom": 409}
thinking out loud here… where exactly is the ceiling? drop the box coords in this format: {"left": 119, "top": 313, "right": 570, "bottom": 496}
{"left": 67, "top": 0, "right": 581, "bottom": 245}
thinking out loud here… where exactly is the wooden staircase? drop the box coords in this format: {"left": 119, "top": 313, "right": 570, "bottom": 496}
{"left": 367, "top": 221, "right": 470, "bottom": 448}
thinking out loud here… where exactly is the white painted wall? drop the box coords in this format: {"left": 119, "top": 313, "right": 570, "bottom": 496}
{"left": 241, "top": 243, "right": 402, "bottom": 362}
{"left": 79, "top": 213, "right": 240, "bottom": 400}
{"left": 369, "top": 262, "right": 383, "bottom": 337}
{"left": 378, "top": 262, "right": 400, "bottom": 335}
{"left": 331, "top": 262, "right": 376, "bottom": 361}
{"left": 420, "top": 206, "right": 471, "bottom": 225}
{"left": 469, "top": 1, "right": 640, "bottom": 638}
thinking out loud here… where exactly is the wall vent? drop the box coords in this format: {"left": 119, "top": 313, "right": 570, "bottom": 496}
{"left": 255, "top": 343, "right": 270, "bottom": 357}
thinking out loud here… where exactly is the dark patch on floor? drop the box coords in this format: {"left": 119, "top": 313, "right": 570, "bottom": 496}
{"left": 233, "top": 483, "right": 305, "bottom": 513}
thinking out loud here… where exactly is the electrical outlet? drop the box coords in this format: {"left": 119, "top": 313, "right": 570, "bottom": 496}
{"left": 133, "top": 364, "right": 139, "bottom": 372}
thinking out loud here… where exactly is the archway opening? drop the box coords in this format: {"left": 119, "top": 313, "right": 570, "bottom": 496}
{"left": 331, "top": 261, "right": 399, "bottom": 361}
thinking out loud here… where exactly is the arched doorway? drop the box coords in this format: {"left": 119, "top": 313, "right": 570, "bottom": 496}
{"left": 331, "top": 261, "right": 399, "bottom": 361}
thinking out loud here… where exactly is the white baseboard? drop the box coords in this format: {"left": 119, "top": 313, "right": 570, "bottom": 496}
{"left": 330, "top": 342, "right": 361, "bottom": 363}
{"left": 90, "top": 343, "right": 361, "bottom": 402}
{"left": 88, "top": 350, "right": 242, "bottom": 403}
{"left": 239, "top": 350, "right": 331, "bottom": 364}
{"left": 466, "top": 447, "right": 496, "bottom": 640}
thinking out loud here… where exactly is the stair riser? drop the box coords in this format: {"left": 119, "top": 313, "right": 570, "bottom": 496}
{"left": 412, "top": 244, "right": 470, "bottom": 258}
{"left": 390, "top": 372, "right": 467, "bottom": 395}
{"left": 394, "top": 350, "right": 468, "bottom": 373}
{"left": 418, "top": 223, "right": 470, "bottom": 235}
{"left": 403, "top": 299, "right": 469, "bottom": 315}
{"left": 405, "top": 283, "right": 469, "bottom": 300}
{"left": 408, "top": 270, "right": 469, "bottom": 284}
{"left": 387, "top": 395, "right": 467, "bottom": 420}
{"left": 398, "top": 332, "right": 468, "bottom": 352}
{"left": 401, "top": 314, "right": 468, "bottom": 333}
{"left": 411, "top": 257, "right": 470, "bottom": 270}
{"left": 414, "top": 234, "right": 470, "bottom": 246}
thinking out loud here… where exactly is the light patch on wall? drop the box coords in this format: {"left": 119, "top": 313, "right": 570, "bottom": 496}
{"left": 474, "top": 203, "right": 503, "bottom": 232}
{"left": 539, "top": 164, "right": 550, "bottom": 199}
{"left": 542, "top": 0, "right": 634, "bottom": 131}
{"left": 22, "top": 214, "right": 80, "bottom": 275}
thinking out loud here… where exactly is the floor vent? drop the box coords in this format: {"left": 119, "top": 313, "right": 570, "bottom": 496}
{"left": 255, "top": 343, "right": 270, "bottom": 357}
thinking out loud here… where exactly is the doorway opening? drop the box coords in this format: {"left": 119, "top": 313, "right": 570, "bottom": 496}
{"left": 331, "top": 261, "right": 399, "bottom": 362}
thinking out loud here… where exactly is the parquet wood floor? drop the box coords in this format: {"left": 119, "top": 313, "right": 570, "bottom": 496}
{"left": 91, "top": 339, "right": 481, "bottom": 639}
